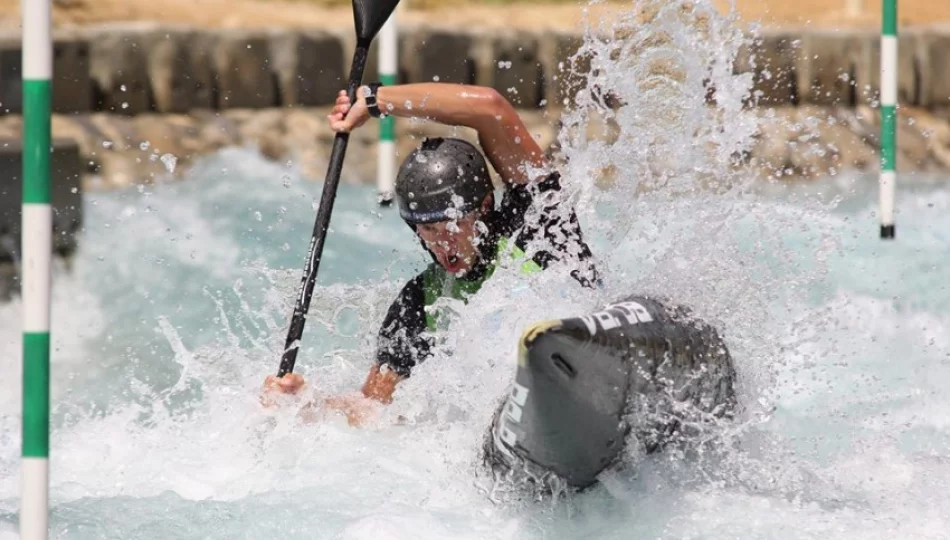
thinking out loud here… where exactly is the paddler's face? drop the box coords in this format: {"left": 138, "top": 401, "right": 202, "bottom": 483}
{"left": 415, "top": 210, "right": 485, "bottom": 276}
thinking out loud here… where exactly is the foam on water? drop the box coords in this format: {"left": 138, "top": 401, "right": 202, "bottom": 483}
{"left": 2, "top": 0, "right": 950, "bottom": 537}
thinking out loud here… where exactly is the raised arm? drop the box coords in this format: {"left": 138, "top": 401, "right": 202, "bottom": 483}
{"left": 328, "top": 83, "right": 547, "bottom": 186}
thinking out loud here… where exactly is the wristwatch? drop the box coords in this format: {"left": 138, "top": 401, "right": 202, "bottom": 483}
{"left": 361, "top": 82, "right": 386, "bottom": 118}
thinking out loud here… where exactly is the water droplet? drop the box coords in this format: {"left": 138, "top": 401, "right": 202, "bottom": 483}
{"left": 70, "top": 187, "right": 78, "bottom": 194}
{"left": 121, "top": 102, "right": 129, "bottom": 109}
{"left": 432, "top": 75, "right": 440, "bottom": 82}
{"left": 254, "top": 211, "right": 262, "bottom": 221}
{"left": 120, "top": 84, "right": 127, "bottom": 92}
{"left": 102, "top": 141, "right": 113, "bottom": 149}
{"left": 160, "top": 153, "right": 177, "bottom": 173}
{"left": 282, "top": 175, "right": 292, "bottom": 188}
{"left": 139, "top": 141, "right": 150, "bottom": 151}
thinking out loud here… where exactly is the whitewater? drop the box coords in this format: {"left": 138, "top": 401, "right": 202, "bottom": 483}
{"left": 2, "top": 1, "right": 949, "bottom": 538}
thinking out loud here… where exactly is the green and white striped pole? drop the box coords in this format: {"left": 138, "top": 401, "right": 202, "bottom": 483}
{"left": 376, "top": 9, "right": 397, "bottom": 205}
{"left": 21, "top": 0, "right": 52, "bottom": 538}
{"left": 880, "top": 0, "right": 897, "bottom": 239}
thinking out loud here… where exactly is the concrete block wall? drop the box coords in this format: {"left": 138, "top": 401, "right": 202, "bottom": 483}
{"left": 0, "top": 23, "right": 947, "bottom": 118}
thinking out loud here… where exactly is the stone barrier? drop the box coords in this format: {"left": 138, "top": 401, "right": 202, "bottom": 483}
{"left": 145, "top": 27, "right": 216, "bottom": 113}
{"left": 0, "top": 24, "right": 948, "bottom": 116}
{"left": 796, "top": 29, "right": 866, "bottom": 107}
{"left": 52, "top": 32, "right": 93, "bottom": 114}
{"left": 86, "top": 23, "right": 155, "bottom": 115}
{"left": 269, "top": 29, "right": 345, "bottom": 107}
{"left": 0, "top": 23, "right": 947, "bottom": 196}
{"left": 919, "top": 30, "right": 950, "bottom": 108}
{"left": 0, "top": 137, "right": 83, "bottom": 263}
{"left": 734, "top": 28, "right": 800, "bottom": 106}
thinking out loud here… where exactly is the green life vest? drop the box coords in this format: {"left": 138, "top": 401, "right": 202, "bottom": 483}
{"left": 422, "top": 236, "right": 542, "bottom": 331}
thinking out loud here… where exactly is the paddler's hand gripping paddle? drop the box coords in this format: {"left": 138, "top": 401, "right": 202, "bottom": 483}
{"left": 277, "top": 0, "right": 402, "bottom": 377}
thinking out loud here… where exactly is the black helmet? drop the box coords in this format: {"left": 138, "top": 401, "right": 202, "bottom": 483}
{"left": 394, "top": 137, "right": 494, "bottom": 225}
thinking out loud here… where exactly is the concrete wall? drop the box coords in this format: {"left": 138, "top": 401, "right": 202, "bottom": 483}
{"left": 0, "top": 23, "right": 948, "bottom": 118}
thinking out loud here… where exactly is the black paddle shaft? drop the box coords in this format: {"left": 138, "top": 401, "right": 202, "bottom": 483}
{"left": 277, "top": 42, "right": 371, "bottom": 377}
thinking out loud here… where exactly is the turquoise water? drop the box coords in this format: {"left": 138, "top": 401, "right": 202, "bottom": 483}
{"left": 0, "top": 147, "right": 947, "bottom": 540}
{"left": 2, "top": 0, "right": 950, "bottom": 536}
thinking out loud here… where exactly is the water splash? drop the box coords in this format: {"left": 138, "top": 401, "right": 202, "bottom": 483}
{"left": 2, "top": 1, "right": 950, "bottom": 537}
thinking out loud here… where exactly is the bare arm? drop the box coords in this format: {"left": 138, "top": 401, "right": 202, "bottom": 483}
{"left": 329, "top": 83, "right": 548, "bottom": 186}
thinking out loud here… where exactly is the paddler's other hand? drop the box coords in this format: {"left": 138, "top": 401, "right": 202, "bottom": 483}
{"left": 327, "top": 89, "right": 370, "bottom": 133}
{"left": 260, "top": 373, "right": 306, "bottom": 407}
{"left": 324, "top": 392, "right": 384, "bottom": 428}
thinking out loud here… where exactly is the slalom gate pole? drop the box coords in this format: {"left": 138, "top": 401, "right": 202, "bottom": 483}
{"left": 880, "top": 0, "right": 897, "bottom": 239}
{"left": 377, "top": 7, "right": 398, "bottom": 205}
{"left": 20, "top": 0, "right": 53, "bottom": 538}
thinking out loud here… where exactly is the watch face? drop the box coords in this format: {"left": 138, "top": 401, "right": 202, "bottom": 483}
{"left": 361, "top": 86, "right": 372, "bottom": 98}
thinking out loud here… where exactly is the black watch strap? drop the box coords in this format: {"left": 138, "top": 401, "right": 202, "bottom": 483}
{"left": 364, "top": 82, "right": 385, "bottom": 118}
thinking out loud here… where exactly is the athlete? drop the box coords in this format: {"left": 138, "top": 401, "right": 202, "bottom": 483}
{"left": 261, "top": 82, "right": 598, "bottom": 425}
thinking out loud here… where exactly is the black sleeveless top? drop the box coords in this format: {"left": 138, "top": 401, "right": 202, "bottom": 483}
{"left": 375, "top": 172, "right": 598, "bottom": 377}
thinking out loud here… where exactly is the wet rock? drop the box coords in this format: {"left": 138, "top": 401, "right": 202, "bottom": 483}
{"left": 95, "top": 149, "right": 162, "bottom": 187}
{"left": 913, "top": 109, "right": 950, "bottom": 168}
{"left": 192, "top": 111, "right": 243, "bottom": 151}
{"left": 823, "top": 109, "right": 877, "bottom": 171}
{"left": 896, "top": 109, "right": 936, "bottom": 170}
{"left": 51, "top": 115, "right": 100, "bottom": 163}
{"left": 238, "top": 108, "right": 287, "bottom": 159}
{"left": 786, "top": 105, "right": 841, "bottom": 178}
{"left": 748, "top": 108, "right": 793, "bottom": 176}
{"left": 130, "top": 114, "right": 194, "bottom": 168}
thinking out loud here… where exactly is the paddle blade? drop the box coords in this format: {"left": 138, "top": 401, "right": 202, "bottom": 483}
{"left": 353, "top": 0, "right": 400, "bottom": 42}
